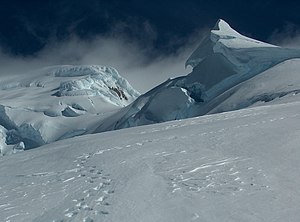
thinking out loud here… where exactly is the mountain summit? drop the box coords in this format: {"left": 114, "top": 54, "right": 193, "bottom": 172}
{"left": 186, "top": 19, "right": 276, "bottom": 69}
{"left": 95, "top": 19, "right": 300, "bottom": 132}
{"left": 185, "top": 19, "right": 300, "bottom": 97}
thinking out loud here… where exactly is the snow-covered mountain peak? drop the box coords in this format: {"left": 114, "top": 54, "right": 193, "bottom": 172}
{"left": 211, "top": 19, "right": 241, "bottom": 37}
{"left": 94, "top": 20, "right": 300, "bottom": 133}
{"left": 185, "top": 19, "right": 300, "bottom": 97}
{"left": 211, "top": 19, "right": 276, "bottom": 49}
{"left": 185, "top": 19, "right": 277, "bottom": 69}
{"left": 211, "top": 19, "right": 274, "bottom": 46}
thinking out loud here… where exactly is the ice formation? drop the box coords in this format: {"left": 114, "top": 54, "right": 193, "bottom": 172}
{"left": 94, "top": 19, "right": 300, "bottom": 132}
{"left": 0, "top": 65, "right": 140, "bottom": 154}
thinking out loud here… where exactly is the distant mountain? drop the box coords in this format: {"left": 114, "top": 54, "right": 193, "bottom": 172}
{"left": 0, "top": 65, "right": 139, "bottom": 155}
{"left": 94, "top": 19, "right": 300, "bottom": 133}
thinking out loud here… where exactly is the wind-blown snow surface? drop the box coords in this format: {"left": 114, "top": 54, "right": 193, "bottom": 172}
{"left": 1, "top": 100, "right": 300, "bottom": 221}
{"left": 0, "top": 65, "right": 140, "bottom": 154}
{"left": 94, "top": 19, "right": 300, "bottom": 132}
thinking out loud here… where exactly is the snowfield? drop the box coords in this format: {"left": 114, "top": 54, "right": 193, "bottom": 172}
{"left": 1, "top": 19, "right": 300, "bottom": 221}
{"left": 1, "top": 100, "right": 300, "bottom": 221}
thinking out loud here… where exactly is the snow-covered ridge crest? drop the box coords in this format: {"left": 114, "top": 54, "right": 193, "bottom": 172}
{"left": 94, "top": 19, "right": 300, "bottom": 133}
{"left": 185, "top": 19, "right": 277, "bottom": 69}
{"left": 185, "top": 19, "right": 300, "bottom": 96}
{"left": 211, "top": 19, "right": 276, "bottom": 48}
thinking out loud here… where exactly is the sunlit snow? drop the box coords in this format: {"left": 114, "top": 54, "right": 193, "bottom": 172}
{"left": 1, "top": 101, "right": 300, "bottom": 221}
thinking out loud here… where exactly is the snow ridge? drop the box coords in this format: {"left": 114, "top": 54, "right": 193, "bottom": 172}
{"left": 94, "top": 19, "right": 300, "bottom": 133}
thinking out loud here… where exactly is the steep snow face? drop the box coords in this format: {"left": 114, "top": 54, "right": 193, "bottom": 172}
{"left": 94, "top": 19, "right": 300, "bottom": 133}
{"left": 129, "top": 86, "right": 195, "bottom": 125}
{"left": 0, "top": 65, "right": 139, "bottom": 154}
{"left": 94, "top": 77, "right": 205, "bottom": 132}
{"left": 207, "top": 59, "right": 300, "bottom": 114}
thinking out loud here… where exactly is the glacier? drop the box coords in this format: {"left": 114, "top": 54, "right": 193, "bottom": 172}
{"left": 94, "top": 19, "right": 300, "bottom": 133}
{"left": 0, "top": 65, "right": 140, "bottom": 155}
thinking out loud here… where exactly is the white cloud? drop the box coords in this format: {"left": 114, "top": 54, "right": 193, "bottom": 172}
{"left": 0, "top": 28, "right": 207, "bottom": 92}
{"left": 268, "top": 23, "right": 300, "bottom": 48}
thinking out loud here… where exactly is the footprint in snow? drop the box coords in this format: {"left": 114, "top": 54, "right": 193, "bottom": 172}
{"left": 62, "top": 154, "right": 114, "bottom": 221}
{"left": 156, "top": 155, "right": 270, "bottom": 196}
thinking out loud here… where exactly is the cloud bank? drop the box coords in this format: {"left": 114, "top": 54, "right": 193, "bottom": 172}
{"left": 269, "top": 23, "right": 300, "bottom": 48}
{"left": 3, "top": 20, "right": 300, "bottom": 93}
{"left": 0, "top": 26, "right": 207, "bottom": 92}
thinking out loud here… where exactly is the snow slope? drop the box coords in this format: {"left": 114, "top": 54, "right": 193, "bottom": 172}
{"left": 1, "top": 100, "right": 300, "bottom": 221}
{"left": 208, "top": 58, "right": 300, "bottom": 113}
{"left": 0, "top": 65, "right": 140, "bottom": 154}
{"left": 94, "top": 19, "right": 300, "bottom": 133}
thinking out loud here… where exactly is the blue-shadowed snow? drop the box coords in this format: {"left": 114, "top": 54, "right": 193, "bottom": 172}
{"left": 94, "top": 19, "right": 300, "bottom": 133}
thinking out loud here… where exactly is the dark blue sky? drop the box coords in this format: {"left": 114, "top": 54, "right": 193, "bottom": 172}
{"left": 0, "top": 0, "right": 299, "bottom": 56}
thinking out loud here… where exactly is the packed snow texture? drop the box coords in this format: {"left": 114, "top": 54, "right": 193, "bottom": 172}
{"left": 94, "top": 19, "right": 300, "bottom": 133}
{"left": 1, "top": 100, "right": 300, "bottom": 221}
{"left": 0, "top": 65, "right": 140, "bottom": 154}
